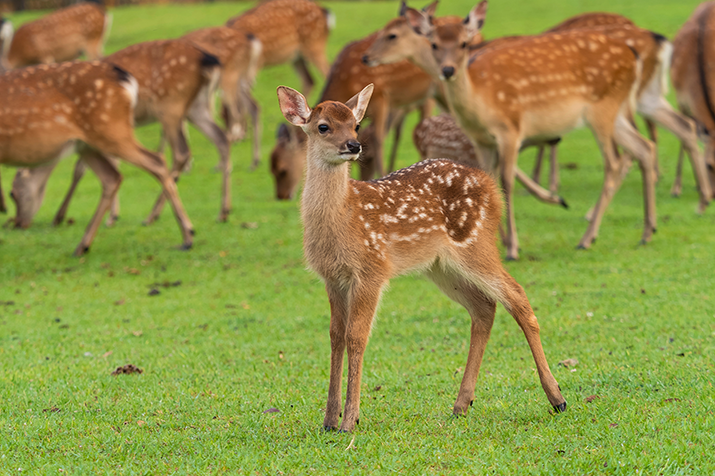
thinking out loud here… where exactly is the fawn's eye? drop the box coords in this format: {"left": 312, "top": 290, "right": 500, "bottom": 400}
{"left": 387, "top": 34, "right": 397, "bottom": 40}
{"left": 461, "top": 42, "right": 468, "bottom": 49}
{"left": 355, "top": 124, "right": 360, "bottom": 133}
{"left": 431, "top": 43, "right": 438, "bottom": 50}
{"left": 318, "top": 124, "right": 329, "bottom": 133}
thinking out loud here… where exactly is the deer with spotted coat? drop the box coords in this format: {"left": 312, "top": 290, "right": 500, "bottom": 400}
{"left": 10, "top": 39, "right": 231, "bottom": 228}
{"left": 0, "top": 61, "right": 194, "bottom": 255}
{"left": 277, "top": 83, "right": 566, "bottom": 433}
{"left": 398, "top": 2, "right": 659, "bottom": 260}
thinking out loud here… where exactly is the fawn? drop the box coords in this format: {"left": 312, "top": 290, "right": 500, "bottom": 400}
{"left": 277, "top": 83, "right": 566, "bottom": 433}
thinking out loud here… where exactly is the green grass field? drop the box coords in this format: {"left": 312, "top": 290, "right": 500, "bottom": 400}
{"left": 1, "top": 0, "right": 714, "bottom": 473}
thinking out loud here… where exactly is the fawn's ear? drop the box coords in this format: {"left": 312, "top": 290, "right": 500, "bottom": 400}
{"left": 277, "top": 86, "right": 311, "bottom": 127}
{"left": 345, "top": 83, "right": 373, "bottom": 123}
{"left": 422, "top": 1, "right": 439, "bottom": 17}
{"left": 464, "top": 1, "right": 487, "bottom": 39}
{"left": 404, "top": 6, "right": 433, "bottom": 36}
{"left": 398, "top": 0, "right": 408, "bottom": 16}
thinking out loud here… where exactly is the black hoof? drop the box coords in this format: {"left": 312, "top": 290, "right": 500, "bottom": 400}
{"left": 505, "top": 256, "right": 518, "bottom": 262}
{"left": 322, "top": 425, "right": 337, "bottom": 432}
{"left": 189, "top": 229, "right": 195, "bottom": 236}
{"left": 638, "top": 239, "right": 648, "bottom": 246}
{"left": 559, "top": 197, "right": 569, "bottom": 209}
{"left": 337, "top": 429, "right": 351, "bottom": 434}
{"left": 553, "top": 402, "right": 567, "bottom": 413}
{"left": 179, "top": 243, "right": 193, "bottom": 251}
{"left": 576, "top": 244, "right": 587, "bottom": 250}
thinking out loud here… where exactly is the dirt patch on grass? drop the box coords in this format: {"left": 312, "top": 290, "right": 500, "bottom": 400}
{"left": 111, "top": 364, "right": 143, "bottom": 376}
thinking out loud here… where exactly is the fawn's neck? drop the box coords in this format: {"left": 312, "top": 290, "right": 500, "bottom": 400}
{"left": 301, "top": 141, "right": 353, "bottom": 234}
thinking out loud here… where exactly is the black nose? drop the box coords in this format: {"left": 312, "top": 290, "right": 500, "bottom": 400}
{"left": 442, "top": 66, "right": 455, "bottom": 79}
{"left": 361, "top": 54, "right": 370, "bottom": 65}
{"left": 346, "top": 140, "right": 361, "bottom": 154}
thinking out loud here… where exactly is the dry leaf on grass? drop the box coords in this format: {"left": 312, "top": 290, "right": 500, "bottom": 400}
{"left": 558, "top": 358, "right": 578, "bottom": 368}
{"left": 263, "top": 407, "right": 280, "bottom": 414}
{"left": 111, "top": 364, "right": 143, "bottom": 376}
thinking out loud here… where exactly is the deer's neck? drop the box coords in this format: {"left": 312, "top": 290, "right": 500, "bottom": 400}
{"left": 441, "top": 65, "right": 494, "bottom": 146}
{"left": 301, "top": 142, "right": 353, "bottom": 247}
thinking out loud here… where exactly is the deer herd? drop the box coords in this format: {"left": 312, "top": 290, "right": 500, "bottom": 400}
{"left": 1, "top": 0, "right": 715, "bottom": 431}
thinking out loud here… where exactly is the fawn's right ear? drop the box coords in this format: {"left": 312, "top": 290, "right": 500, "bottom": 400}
{"left": 277, "top": 86, "right": 311, "bottom": 127}
{"left": 404, "top": 6, "right": 433, "bottom": 36}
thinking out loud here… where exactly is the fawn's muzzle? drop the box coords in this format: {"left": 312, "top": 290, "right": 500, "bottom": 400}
{"left": 442, "top": 66, "right": 455, "bottom": 79}
{"left": 345, "top": 140, "right": 361, "bottom": 154}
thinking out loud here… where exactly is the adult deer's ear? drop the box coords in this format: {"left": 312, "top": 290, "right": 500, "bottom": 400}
{"left": 421, "top": 1, "right": 439, "bottom": 18}
{"left": 404, "top": 6, "right": 433, "bottom": 36}
{"left": 399, "top": 0, "right": 408, "bottom": 16}
{"left": 464, "top": 1, "right": 487, "bottom": 39}
{"left": 345, "top": 84, "right": 373, "bottom": 123}
{"left": 277, "top": 86, "right": 311, "bottom": 127}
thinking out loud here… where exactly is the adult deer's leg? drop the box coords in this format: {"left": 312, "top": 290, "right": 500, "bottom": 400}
{"left": 613, "top": 114, "right": 658, "bottom": 244}
{"left": 292, "top": 57, "right": 315, "bottom": 99}
{"left": 369, "top": 98, "right": 389, "bottom": 178}
{"left": 239, "top": 87, "right": 262, "bottom": 170}
{"left": 386, "top": 108, "right": 407, "bottom": 173}
{"left": 301, "top": 40, "right": 331, "bottom": 79}
{"left": 341, "top": 281, "right": 385, "bottom": 433}
{"left": 143, "top": 120, "right": 191, "bottom": 226}
{"left": 188, "top": 102, "right": 232, "bottom": 222}
{"left": 73, "top": 149, "right": 123, "bottom": 256}
{"left": 641, "top": 99, "right": 711, "bottom": 212}
{"left": 109, "top": 141, "right": 194, "bottom": 250}
{"left": 427, "top": 266, "right": 496, "bottom": 416}
{"left": 531, "top": 146, "right": 546, "bottom": 185}
{"left": 499, "top": 135, "right": 521, "bottom": 260}
{"left": 548, "top": 140, "right": 560, "bottom": 194}
{"left": 53, "top": 158, "right": 87, "bottom": 226}
{"left": 323, "top": 281, "right": 348, "bottom": 431}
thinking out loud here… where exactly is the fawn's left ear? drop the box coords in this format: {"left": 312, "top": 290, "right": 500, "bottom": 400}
{"left": 277, "top": 86, "right": 311, "bottom": 127}
{"left": 345, "top": 83, "right": 374, "bottom": 123}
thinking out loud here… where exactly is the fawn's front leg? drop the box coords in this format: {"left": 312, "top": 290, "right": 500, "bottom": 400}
{"left": 324, "top": 282, "right": 348, "bottom": 431}
{"left": 340, "top": 282, "right": 383, "bottom": 433}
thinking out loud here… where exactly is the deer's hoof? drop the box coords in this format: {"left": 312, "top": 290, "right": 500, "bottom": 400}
{"left": 553, "top": 402, "right": 567, "bottom": 413}
{"left": 559, "top": 197, "right": 569, "bottom": 209}
{"left": 179, "top": 243, "right": 193, "bottom": 251}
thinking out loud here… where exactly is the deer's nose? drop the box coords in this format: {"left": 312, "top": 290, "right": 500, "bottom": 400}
{"left": 442, "top": 66, "right": 455, "bottom": 79}
{"left": 346, "top": 140, "right": 361, "bottom": 154}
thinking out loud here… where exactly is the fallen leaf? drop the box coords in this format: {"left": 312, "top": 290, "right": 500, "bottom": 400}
{"left": 585, "top": 395, "right": 599, "bottom": 403}
{"left": 663, "top": 398, "right": 681, "bottom": 403}
{"left": 132, "top": 330, "right": 143, "bottom": 337}
{"left": 564, "top": 162, "right": 578, "bottom": 170}
{"left": 558, "top": 358, "right": 578, "bottom": 368}
{"left": 137, "top": 420, "right": 146, "bottom": 426}
{"left": 609, "top": 423, "right": 618, "bottom": 428}
{"left": 127, "top": 268, "right": 141, "bottom": 275}
{"left": 42, "top": 407, "right": 60, "bottom": 413}
{"left": 148, "top": 289, "right": 160, "bottom": 296}
{"left": 345, "top": 437, "right": 356, "bottom": 450}
{"left": 262, "top": 407, "right": 280, "bottom": 414}
{"left": 241, "top": 222, "right": 258, "bottom": 229}
{"left": 114, "top": 299, "right": 125, "bottom": 306}
{"left": 373, "top": 385, "right": 382, "bottom": 392}
{"left": 102, "top": 351, "right": 113, "bottom": 358}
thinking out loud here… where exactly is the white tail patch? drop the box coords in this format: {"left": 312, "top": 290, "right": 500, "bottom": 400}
{"left": 245, "top": 36, "right": 263, "bottom": 89}
{"left": 325, "top": 9, "right": 336, "bottom": 31}
{"left": 120, "top": 72, "right": 139, "bottom": 109}
{"left": 0, "top": 20, "right": 14, "bottom": 64}
{"left": 657, "top": 39, "right": 673, "bottom": 96}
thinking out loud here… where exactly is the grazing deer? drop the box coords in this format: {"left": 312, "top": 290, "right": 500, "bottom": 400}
{"left": 11, "top": 39, "right": 231, "bottom": 228}
{"left": 670, "top": 1, "right": 715, "bottom": 197}
{"left": 400, "top": 2, "right": 659, "bottom": 260}
{"left": 182, "top": 26, "right": 262, "bottom": 169}
{"left": 413, "top": 113, "right": 479, "bottom": 164}
{"left": 226, "top": 0, "right": 333, "bottom": 167}
{"left": 0, "top": 2, "right": 111, "bottom": 70}
{"left": 277, "top": 84, "right": 566, "bottom": 433}
{"left": 1, "top": 61, "right": 193, "bottom": 255}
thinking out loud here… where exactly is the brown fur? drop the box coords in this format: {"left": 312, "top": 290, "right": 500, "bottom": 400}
{"left": 11, "top": 39, "right": 231, "bottom": 228}
{"left": 1, "top": 3, "right": 109, "bottom": 69}
{"left": 0, "top": 61, "right": 194, "bottom": 255}
{"left": 278, "top": 84, "right": 566, "bottom": 433}
{"left": 671, "top": 1, "right": 715, "bottom": 197}
{"left": 407, "top": 3, "right": 658, "bottom": 260}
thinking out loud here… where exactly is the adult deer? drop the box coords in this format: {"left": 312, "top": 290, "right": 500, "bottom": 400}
{"left": 182, "top": 26, "right": 262, "bottom": 169}
{"left": 227, "top": 0, "right": 333, "bottom": 166}
{"left": 11, "top": 39, "right": 230, "bottom": 228}
{"left": 0, "top": 2, "right": 111, "bottom": 70}
{"left": 277, "top": 84, "right": 566, "bottom": 433}
{"left": 670, "top": 1, "right": 715, "bottom": 197}
{"left": 401, "top": 2, "right": 658, "bottom": 260}
{"left": 1, "top": 61, "right": 193, "bottom": 255}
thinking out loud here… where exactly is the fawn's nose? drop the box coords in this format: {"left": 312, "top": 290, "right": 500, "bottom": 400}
{"left": 442, "top": 66, "right": 455, "bottom": 79}
{"left": 346, "top": 140, "right": 361, "bottom": 154}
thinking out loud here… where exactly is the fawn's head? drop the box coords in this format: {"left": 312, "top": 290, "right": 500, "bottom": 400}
{"left": 277, "top": 84, "right": 374, "bottom": 165}
{"left": 406, "top": 1, "right": 487, "bottom": 80}
{"left": 362, "top": 1, "right": 439, "bottom": 67}
{"left": 10, "top": 168, "right": 45, "bottom": 229}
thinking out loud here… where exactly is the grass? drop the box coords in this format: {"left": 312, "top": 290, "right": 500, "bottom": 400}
{"left": 1, "top": 0, "right": 714, "bottom": 474}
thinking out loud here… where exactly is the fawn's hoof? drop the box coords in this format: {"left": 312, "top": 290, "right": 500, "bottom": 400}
{"left": 559, "top": 197, "right": 569, "bottom": 209}
{"left": 73, "top": 245, "right": 90, "bottom": 257}
{"left": 553, "top": 402, "right": 567, "bottom": 413}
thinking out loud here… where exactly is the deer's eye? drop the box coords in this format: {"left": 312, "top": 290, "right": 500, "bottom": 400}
{"left": 387, "top": 34, "right": 397, "bottom": 40}
{"left": 355, "top": 124, "right": 360, "bottom": 133}
{"left": 431, "top": 43, "right": 438, "bottom": 50}
{"left": 318, "top": 124, "right": 329, "bottom": 133}
{"left": 461, "top": 42, "right": 468, "bottom": 49}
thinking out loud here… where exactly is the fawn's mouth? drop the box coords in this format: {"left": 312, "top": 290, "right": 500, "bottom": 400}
{"left": 338, "top": 152, "right": 360, "bottom": 160}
